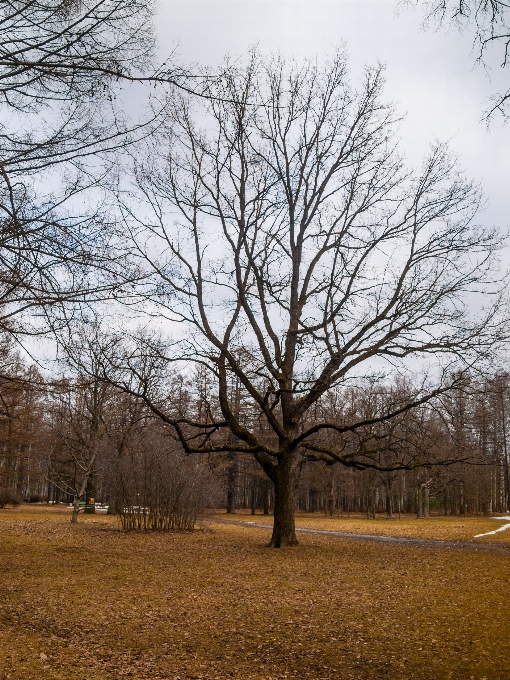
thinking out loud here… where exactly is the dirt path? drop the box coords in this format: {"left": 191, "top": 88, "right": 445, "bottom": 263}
{"left": 204, "top": 517, "right": 510, "bottom": 554}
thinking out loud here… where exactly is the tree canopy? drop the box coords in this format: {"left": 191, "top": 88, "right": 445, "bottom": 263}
{"left": 97, "top": 53, "right": 508, "bottom": 545}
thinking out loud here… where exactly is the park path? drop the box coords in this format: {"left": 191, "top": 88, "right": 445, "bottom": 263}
{"left": 203, "top": 517, "right": 510, "bottom": 555}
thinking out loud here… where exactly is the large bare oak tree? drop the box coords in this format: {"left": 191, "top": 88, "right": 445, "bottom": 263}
{"left": 112, "top": 53, "right": 505, "bottom": 546}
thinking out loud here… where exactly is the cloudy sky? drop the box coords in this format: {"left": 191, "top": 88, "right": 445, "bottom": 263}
{"left": 157, "top": 0, "right": 510, "bottom": 230}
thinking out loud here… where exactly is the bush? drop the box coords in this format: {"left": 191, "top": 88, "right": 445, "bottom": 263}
{"left": 0, "top": 487, "right": 21, "bottom": 508}
{"left": 117, "top": 442, "right": 220, "bottom": 532}
{"left": 27, "top": 492, "right": 44, "bottom": 503}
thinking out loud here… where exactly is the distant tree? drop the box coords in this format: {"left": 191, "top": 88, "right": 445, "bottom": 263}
{"left": 0, "top": 336, "right": 46, "bottom": 499}
{"left": 48, "top": 335, "right": 116, "bottom": 522}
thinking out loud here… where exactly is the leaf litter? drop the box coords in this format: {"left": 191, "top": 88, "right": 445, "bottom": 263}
{"left": 0, "top": 506, "right": 509, "bottom": 679}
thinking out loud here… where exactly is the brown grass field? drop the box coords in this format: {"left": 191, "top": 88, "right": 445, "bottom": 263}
{"left": 1, "top": 506, "right": 510, "bottom": 680}
{"left": 210, "top": 509, "right": 510, "bottom": 543}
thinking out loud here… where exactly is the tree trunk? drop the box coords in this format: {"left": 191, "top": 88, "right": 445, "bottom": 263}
{"left": 71, "top": 497, "right": 81, "bottom": 523}
{"left": 226, "top": 454, "right": 237, "bottom": 514}
{"left": 251, "top": 476, "right": 257, "bottom": 515}
{"left": 70, "top": 454, "right": 96, "bottom": 523}
{"left": 263, "top": 479, "right": 271, "bottom": 515}
{"left": 268, "top": 460, "right": 298, "bottom": 547}
{"left": 417, "top": 486, "right": 423, "bottom": 518}
{"left": 423, "top": 485, "right": 430, "bottom": 518}
{"left": 84, "top": 475, "right": 95, "bottom": 514}
{"left": 500, "top": 388, "right": 509, "bottom": 511}
{"left": 503, "top": 439, "right": 510, "bottom": 512}
{"left": 460, "top": 482, "right": 465, "bottom": 515}
{"left": 386, "top": 480, "right": 393, "bottom": 518}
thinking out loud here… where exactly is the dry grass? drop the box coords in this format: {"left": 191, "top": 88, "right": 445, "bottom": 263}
{"left": 1, "top": 505, "right": 510, "bottom": 680}
{"left": 209, "top": 510, "right": 510, "bottom": 543}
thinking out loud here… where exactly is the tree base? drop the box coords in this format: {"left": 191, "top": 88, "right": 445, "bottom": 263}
{"left": 266, "top": 534, "right": 299, "bottom": 548}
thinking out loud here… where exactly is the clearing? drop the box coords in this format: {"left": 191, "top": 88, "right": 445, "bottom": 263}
{"left": 208, "top": 510, "right": 510, "bottom": 544}
{"left": 0, "top": 506, "right": 509, "bottom": 680}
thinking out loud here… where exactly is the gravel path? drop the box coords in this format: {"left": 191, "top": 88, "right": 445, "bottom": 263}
{"left": 204, "top": 517, "right": 510, "bottom": 555}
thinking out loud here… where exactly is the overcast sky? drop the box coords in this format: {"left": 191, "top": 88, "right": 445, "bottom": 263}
{"left": 156, "top": 0, "right": 510, "bottom": 230}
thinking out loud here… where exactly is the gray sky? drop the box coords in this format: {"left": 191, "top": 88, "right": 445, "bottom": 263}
{"left": 157, "top": 0, "right": 510, "bottom": 230}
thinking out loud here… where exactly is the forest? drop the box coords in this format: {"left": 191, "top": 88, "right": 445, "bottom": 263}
{"left": 1, "top": 335, "right": 509, "bottom": 522}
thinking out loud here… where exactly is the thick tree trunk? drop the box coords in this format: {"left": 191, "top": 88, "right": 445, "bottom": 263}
{"left": 268, "top": 460, "right": 298, "bottom": 547}
{"left": 263, "top": 479, "right": 270, "bottom": 515}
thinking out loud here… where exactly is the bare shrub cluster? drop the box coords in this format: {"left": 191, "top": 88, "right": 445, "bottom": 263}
{"left": 0, "top": 486, "right": 21, "bottom": 508}
{"left": 118, "top": 447, "right": 219, "bottom": 532}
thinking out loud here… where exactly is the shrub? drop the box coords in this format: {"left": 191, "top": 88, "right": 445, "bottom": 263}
{"left": 117, "top": 444, "right": 220, "bottom": 532}
{"left": 0, "top": 487, "right": 21, "bottom": 508}
{"left": 27, "top": 492, "right": 44, "bottom": 503}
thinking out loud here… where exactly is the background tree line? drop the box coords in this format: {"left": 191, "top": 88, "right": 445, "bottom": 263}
{"left": 1, "top": 334, "right": 509, "bottom": 521}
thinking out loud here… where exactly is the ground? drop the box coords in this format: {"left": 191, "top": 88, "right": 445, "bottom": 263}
{"left": 0, "top": 506, "right": 509, "bottom": 680}
{"left": 210, "top": 509, "right": 510, "bottom": 543}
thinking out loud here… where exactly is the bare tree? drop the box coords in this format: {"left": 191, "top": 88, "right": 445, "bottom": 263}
{"left": 104, "top": 52, "right": 506, "bottom": 546}
{"left": 48, "top": 339, "right": 115, "bottom": 522}
{"left": 0, "top": 1, "right": 197, "bottom": 338}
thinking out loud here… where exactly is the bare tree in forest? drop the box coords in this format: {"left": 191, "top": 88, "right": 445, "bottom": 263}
{"left": 0, "top": 336, "right": 45, "bottom": 501}
{"left": 48, "top": 374, "right": 111, "bottom": 522}
{"left": 48, "top": 330, "right": 119, "bottom": 522}
{"left": 99, "top": 52, "right": 506, "bottom": 546}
